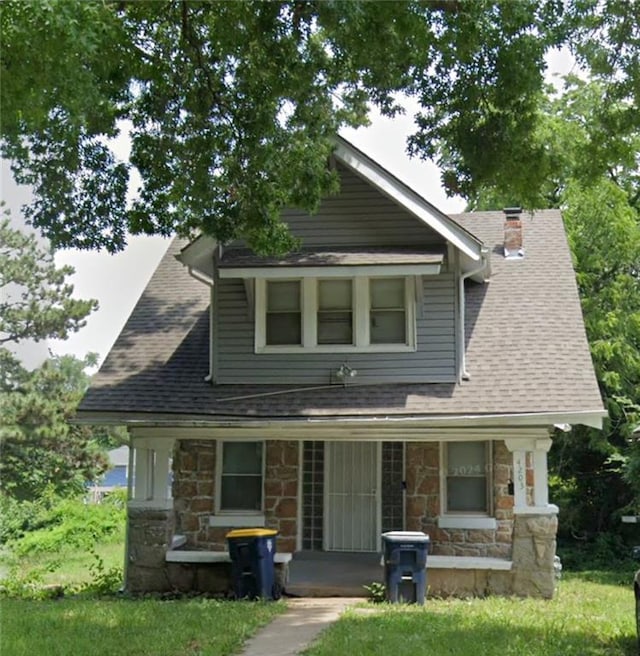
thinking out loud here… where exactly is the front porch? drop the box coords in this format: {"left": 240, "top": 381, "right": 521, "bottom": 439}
{"left": 126, "top": 433, "right": 561, "bottom": 598}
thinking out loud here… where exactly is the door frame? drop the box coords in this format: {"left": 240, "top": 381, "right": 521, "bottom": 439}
{"left": 322, "top": 441, "right": 382, "bottom": 552}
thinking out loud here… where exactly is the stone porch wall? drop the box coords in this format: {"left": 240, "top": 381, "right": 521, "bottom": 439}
{"left": 405, "top": 441, "right": 532, "bottom": 560}
{"left": 172, "top": 439, "right": 298, "bottom": 552}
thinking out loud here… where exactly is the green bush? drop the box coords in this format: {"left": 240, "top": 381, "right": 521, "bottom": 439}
{"left": 0, "top": 494, "right": 48, "bottom": 544}
{"left": 7, "top": 492, "right": 126, "bottom": 557}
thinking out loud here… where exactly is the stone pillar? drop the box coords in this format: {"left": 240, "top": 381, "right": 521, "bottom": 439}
{"left": 126, "top": 506, "right": 175, "bottom": 593}
{"left": 264, "top": 440, "right": 299, "bottom": 552}
{"left": 173, "top": 440, "right": 216, "bottom": 548}
{"left": 511, "top": 513, "right": 558, "bottom": 598}
{"left": 405, "top": 443, "right": 439, "bottom": 533}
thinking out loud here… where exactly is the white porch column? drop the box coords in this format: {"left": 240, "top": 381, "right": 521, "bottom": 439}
{"left": 533, "top": 439, "right": 552, "bottom": 507}
{"left": 505, "top": 437, "right": 557, "bottom": 515}
{"left": 133, "top": 447, "right": 153, "bottom": 501}
{"left": 131, "top": 440, "right": 175, "bottom": 507}
{"left": 152, "top": 446, "right": 173, "bottom": 503}
{"left": 511, "top": 449, "right": 528, "bottom": 510}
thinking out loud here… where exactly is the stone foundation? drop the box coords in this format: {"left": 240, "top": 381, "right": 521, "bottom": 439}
{"left": 427, "top": 569, "right": 513, "bottom": 598}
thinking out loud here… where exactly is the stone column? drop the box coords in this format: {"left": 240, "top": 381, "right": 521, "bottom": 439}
{"left": 126, "top": 506, "right": 175, "bottom": 593}
{"left": 264, "top": 440, "right": 299, "bottom": 553}
{"left": 126, "top": 439, "right": 176, "bottom": 593}
{"left": 511, "top": 513, "right": 558, "bottom": 598}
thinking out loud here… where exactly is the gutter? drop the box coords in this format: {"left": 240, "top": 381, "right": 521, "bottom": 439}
{"left": 73, "top": 408, "right": 607, "bottom": 430}
{"left": 459, "top": 246, "right": 490, "bottom": 381}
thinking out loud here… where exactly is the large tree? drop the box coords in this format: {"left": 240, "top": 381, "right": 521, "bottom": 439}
{"left": 1, "top": 0, "right": 570, "bottom": 254}
{"left": 468, "top": 74, "right": 640, "bottom": 536}
{"left": 0, "top": 222, "right": 124, "bottom": 500}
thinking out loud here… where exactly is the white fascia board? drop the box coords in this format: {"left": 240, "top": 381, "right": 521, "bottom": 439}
{"left": 218, "top": 263, "right": 441, "bottom": 279}
{"left": 75, "top": 408, "right": 607, "bottom": 432}
{"left": 175, "top": 235, "right": 217, "bottom": 281}
{"left": 333, "top": 140, "right": 483, "bottom": 262}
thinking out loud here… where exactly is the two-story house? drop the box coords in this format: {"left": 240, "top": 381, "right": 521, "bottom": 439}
{"left": 77, "top": 136, "right": 605, "bottom": 598}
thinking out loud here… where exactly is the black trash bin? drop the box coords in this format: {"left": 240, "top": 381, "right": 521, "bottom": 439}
{"left": 382, "top": 531, "right": 430, "bottom": 604}
{"left": 226, "top": 528, "right": 281, "bottom": 600}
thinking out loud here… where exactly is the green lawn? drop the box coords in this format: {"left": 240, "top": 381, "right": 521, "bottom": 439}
{"left": 1, "top": 597, "right": 284, "bottom": 656}
{"left": 304, "top": 572, "right": 637, "bottom": 656}
{"left": 0, "top": 571, "right": 635, "bottom": 656}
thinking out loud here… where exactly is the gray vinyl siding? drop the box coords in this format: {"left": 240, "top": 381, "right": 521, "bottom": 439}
{"left": 215, "top": 162, "right": 456, "bottom": 384}
{"left": 230, "top": 164, "right": 445, "bottom": 249}
{"left": 215, "top": 273, "right": 456, "bottom": 384}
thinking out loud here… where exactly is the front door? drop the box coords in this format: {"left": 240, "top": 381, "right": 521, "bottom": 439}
{"left": 324, "top": 441, "right": 380, "bottom": 552}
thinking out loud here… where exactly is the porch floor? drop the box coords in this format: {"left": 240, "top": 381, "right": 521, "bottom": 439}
{"left": 286, "top": 551, "right": 383, "bottom": 597}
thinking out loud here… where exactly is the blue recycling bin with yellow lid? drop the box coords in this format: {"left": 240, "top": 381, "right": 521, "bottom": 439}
{"left": 382, "top": 531, "right": 430, "bottom": 604}
{"left": 226, "top": 528, "right": 281, "bottom": 600}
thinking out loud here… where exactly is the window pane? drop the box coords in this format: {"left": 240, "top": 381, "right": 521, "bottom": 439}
{"left": 318, "top": 311, "right": 353, "bottom": 344}
{"left": 447, "top": 442, "right": 486, "bottom": 476}
{"left": 370, "top": 310, "right": 405, "bottom": 344}
{"left": 223, "top": 442, "right": 263, "bottom": 475}
{"left": 267, "top": 313, "right": 301, "bottom": 345}
{"left": 267, "top": 281, "right": 300, "bottom": 311}
{"left": 371, "top": 278, "right": 404, "bottom": 309}
{"left": 319, "top": 280, "right": 352, "bottom": 310}
{"left": 221, "top": 475, "right": 262, "bottom": 511}
{"left": 447, "top": 477, "right": 487, "bottom": 512}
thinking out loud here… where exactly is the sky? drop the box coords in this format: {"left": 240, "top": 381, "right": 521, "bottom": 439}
{"left": 3, "top": 49, "right": 574, "bottom": 372}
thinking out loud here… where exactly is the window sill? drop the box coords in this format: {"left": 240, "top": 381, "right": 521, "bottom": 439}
{"left": 255, "top": 344, "right": 416, "bottom": 355}
{"left": 208, "top": 514, "right": 266, "bottom": 528}
{"left": 437, "top": 515, "right": 497, "bottom": 530}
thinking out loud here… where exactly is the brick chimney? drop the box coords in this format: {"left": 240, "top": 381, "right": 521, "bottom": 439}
{"left": 503, "top": 207, "right": 524, "bottom": 259}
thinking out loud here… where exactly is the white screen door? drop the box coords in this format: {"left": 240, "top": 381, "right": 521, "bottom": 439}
{"left": 325, "top": 442, "right": 379, "bottom": 552}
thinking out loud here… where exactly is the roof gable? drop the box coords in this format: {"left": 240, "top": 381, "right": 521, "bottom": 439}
{"left": 332, "top": 136, "right": 483, "bottom": 263}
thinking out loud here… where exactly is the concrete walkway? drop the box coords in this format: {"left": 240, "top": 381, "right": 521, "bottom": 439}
{"left": 239, "top": 597, "right": 361, "bottom": 656}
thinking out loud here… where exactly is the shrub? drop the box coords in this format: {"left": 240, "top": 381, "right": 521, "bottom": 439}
{"left": 8, "top": 492, "right": 126, "bottom": 556}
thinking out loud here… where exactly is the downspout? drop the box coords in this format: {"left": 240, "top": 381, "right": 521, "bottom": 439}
{"left": 185, "top": 266, "right": 215, "bottom": 382}
{"left": 459, "top": 247, "right": 490, "bottom": 381}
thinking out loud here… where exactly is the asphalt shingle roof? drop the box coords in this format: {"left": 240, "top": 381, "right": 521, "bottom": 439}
{"left": 79, "top": 210, "right": 603, "bottom": 423}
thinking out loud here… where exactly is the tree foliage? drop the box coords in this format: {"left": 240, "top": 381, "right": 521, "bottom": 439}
{"left": 0, "top": 218, "right": 97, "bottom": 345}
{"left": 1, "top": 0, "right": 568, "bottom": 254}
{"left": 468, "top": 67, "right": 640, "bottom": 533}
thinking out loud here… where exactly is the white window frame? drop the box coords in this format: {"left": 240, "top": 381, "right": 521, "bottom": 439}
{"left": 440, "top": 441, "right": 494, "bottom": 522}
{"left": 255, "top": 276, "right": 416, "bottom": 353}
{"left": 214, "top": 440, "right": 265, "bottom": 518}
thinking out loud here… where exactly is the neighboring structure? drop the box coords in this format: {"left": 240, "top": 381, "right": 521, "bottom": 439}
{"left": 87, "top": 446, "right": 130, "bottom": 502}
{"left": 77, "top": 137, "right": 605, "bottom": 598}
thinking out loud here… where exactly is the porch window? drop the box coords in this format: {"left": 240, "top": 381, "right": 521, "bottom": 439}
{"left": 255, "top": 276, "right": 415, "bottom": 352}
{"left": 219, "top": 442, "right": 263, "bottom": 512}
{"left": 445, "top": 442, "right": 490, "bottom": 513}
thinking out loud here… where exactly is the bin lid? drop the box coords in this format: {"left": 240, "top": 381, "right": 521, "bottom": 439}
{"left": 226, "top": 528, "right": 278, "bottom": 539}
{"left": 382, "top": 531, "right": 430, "bottom": 543}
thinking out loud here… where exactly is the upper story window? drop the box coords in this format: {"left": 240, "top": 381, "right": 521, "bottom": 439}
{"left": 266, "top": 281, "right": 301, "bottom": 346}
{"left": 255, "top": 276, "right": 416, "bottom": 353}
{"left": 370, "top": 278, "right": 406, "bottom": 344}
{"left": 318, "top": 279, "right": 353, "bottom": 345}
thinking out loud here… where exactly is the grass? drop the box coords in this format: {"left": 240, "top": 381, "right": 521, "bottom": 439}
{"left": 303, "top": 571, "right": 638, "bottom": 656}
{"left": 0, "top": 597, "right": 285, "bottom": 656}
